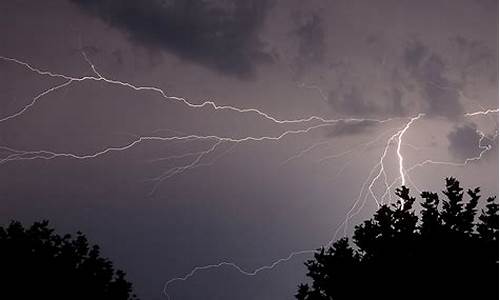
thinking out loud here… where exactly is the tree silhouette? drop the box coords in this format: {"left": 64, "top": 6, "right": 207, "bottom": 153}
{"left": 0, "top": 220, "right": 138, "bottom": 300}
{"left": 296, "top": 178, "right": 498, "bottom": 300}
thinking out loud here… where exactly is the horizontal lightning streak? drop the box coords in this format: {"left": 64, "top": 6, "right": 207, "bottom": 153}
{"left": 114, "top": 111, "right": 499, "bottom": 297}
{"left": 0, "top": 55, "right": 396, "bottom": 126}
{"left": 0, "top": 123, "right": 335, "bottom": 165}
{"left": 1, "top": 53, "right": 498, "bottom": 300}
{"left": 0, "top": 80, "right": 74, "bottom": 123}
{"left": 281, "top": 140, "right": 329, "bottom": 165}
{"left": 162, "top": 250, "right": 314, "bottom": 300}
{"left": 465, "top": 109, "right": 499, "bottom": 116}
{"left": 162, "top": 118, "right": 417, "bottom": 297}
{"left": 148, "top": 140, "right": 225, "bottom": 194}
{"left": 146, "top": 151, "right": 210, "bottom": 164}
{"left": 316, "top": 127, "right": 400, "bottom": 164}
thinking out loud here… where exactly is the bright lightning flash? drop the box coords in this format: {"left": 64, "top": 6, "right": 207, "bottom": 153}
{"left": 0, "top": 53, "right": 497, "bottom": 300}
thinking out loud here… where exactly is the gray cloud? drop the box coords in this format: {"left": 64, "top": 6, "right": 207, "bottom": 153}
{"left": 403, "top": 40, "right": 428, "bottom": 71}
{"left": 323, "top": 36, "right": 494, "bottom": 120}
{"left": 447, "top": 123, "right": 482, "bottom": 159}
{"left": 325, "top": 71, "right": 411, "bottom": 119}
{"left": 326, "top": 83, "right": 409, "bottom": 119}
{"left": 292, "top": 13, "right": 325, "bottom": 77}
{"left": 451, "top": 36, "right": 497, "bottom": 85}
{"left": 70, "top": 0, "right": 273, "bottom": 79}
{"left": 403, "top": 40, "right": 464, "bottom": 119}
{"left": 326, "top": 120, "right": 378, "bottom": 137}
{"left": 328, "top": 86, "right": 378, "bottom": 117}
{"left": 453, "top": 36, "right": 495, "bottom": 65}
{"left": 475, "top": 0, "right": 499, "bottom": 11}
{"left": 388, "top": 87, "right": 407, "bottom": 117}
{"left": 324, "top": 35, "right": 491, "bottom": 122}
{"left": 0, "top": 1, "right": 497, "bottom": 299}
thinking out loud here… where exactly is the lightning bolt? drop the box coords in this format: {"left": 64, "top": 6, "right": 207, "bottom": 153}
{"left": 396, "top": 114, "right": 424, "bottom": 186}
{"left": 162, "top": 249, "right": 314, "bottom": 300}
{"left": 162, "top": 115, "right": 427, "bottom": 297}
{"left": 296, "top": 82, "right": 329, "bottom": 103}
{"left": 465, "top": 109, "right": 500, "bottom": 117}
{"left": 281, "top": 140, "right": 329, "bottom": 165}
{"left": 161, "top": 111, "right": 434, "bottom": 299}
{"left": 0, "top": 54, "right": 394, "bottom": 126}
{"left": 0, "top": 52, "right": 498, "bottom": 299}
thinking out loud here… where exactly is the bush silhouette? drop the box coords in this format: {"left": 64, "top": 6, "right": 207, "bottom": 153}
{"left": 296, "top": 177, "right": 498, "bottom": 300}
{"left": 0, "top": 220, "right": 138, "bottom": 300}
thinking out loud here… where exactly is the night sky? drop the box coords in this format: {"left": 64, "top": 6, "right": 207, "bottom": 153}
{"left": 0, "top": 1, "right": 498, "bottom": 299}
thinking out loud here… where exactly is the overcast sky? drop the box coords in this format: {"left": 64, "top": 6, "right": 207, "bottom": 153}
{"left": 0, "top": 1, "right": 498, "bottom": 299}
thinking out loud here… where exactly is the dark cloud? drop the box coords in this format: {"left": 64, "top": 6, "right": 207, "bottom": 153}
{"left": 403, "top": 40, "right": 428, "bottom": 71}
{"left": 111, "top": 49, "right": 124, "bottom": 65}
{"left": 325, "top": 35, "right": 493, "bottom": 121}
{"left": 81, "top": 45, "right": 101, "bottom": 56}
{"left": 453, "top": 36, "right": 494, "bottom": 64}
{"left": 70, "top": 0, "right": 273, "bottom": 79}
{"left": 388, "top": 87, "right": 407, "bottom": 117}
{"left": 447, "top": 123, "right": 482, "bottom": 159}
{"left": 1, "top": 1, "right": 497, "bottom": 299}
{"left": 475, "top": 0, "right": 499, "bottom": 11}
{"left": 403, "top": 40, "right": 464, "bottom": 119}
{"left": 292, "top": 13, "right": 325, "bottom": 77}
{"left": 328, "top": 86, "right": 378, "bottom": 117}
{"left": 326, "top": 120, "right": 378, "bottom": 137}
{"left": 451, "top": 36, "right": 497, "bottom": 84}
{"left": 327, "top": 83, "right": 408, "bottom": 119}
{"left": 420, "top": 55, "right": 463, "bottom": 118}
{"left": 325, "top": 69, "right": 411, "bottom": 119}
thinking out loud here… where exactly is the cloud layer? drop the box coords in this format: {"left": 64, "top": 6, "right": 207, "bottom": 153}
{"left": 71, "top": 0, "right": 273, "bottom": 78}
{"left": 447, "top": 123, "right": 482, "bottom": 159}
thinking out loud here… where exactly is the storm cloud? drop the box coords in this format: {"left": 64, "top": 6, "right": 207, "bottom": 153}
{"left": 0, "top": 1, "right": 497, "bottom": 299}
{"left": 328, "top": 86, "right": 378, "bottom": 117}
{"left": 326, "top": 120, "right": 378, "bottom": 137}
{"left": 292, "top": 13, "right": 326, "bottom": 77}
{"left": 447, "top": 123, "right": 482, "bottom": 159}
{"left": 325, "top": 36, "right": 488, "bottom": 121}
{"left": 70, "top": 0, "right": 273, "bottom": 78}
{"left": 403, "top": 40, "right": 464, "bottom": 119}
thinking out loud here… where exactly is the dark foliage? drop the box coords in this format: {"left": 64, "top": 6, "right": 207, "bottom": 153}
{"left": 0, "top": 220, "right": 138, "bottom": 300}
{"left": 297, "top": 178, "right": 499, "bottom": 300}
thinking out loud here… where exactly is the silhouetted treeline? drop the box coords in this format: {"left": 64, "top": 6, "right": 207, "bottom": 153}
{"left": 297, "top": 178, "right": 499, "bottom": 300}
{"left": 0, "top": 220, "right": 138, "bottom": 300}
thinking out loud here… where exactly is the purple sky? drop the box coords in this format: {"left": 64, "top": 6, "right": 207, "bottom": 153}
{"left": 0, "top": 1, "right": 498, "bottom": 299}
